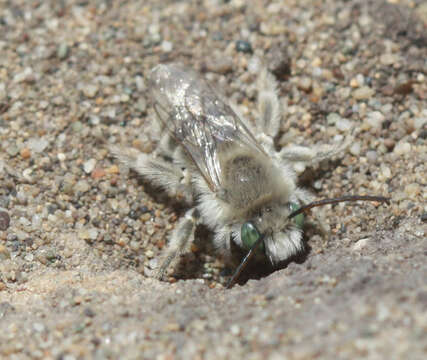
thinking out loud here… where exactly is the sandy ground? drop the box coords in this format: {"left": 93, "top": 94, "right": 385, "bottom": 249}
{"left": 0, "top": 0, "right": 426, "bottom": 359}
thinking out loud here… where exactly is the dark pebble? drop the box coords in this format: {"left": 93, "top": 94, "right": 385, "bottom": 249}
{"left": 420, "top": 213, "right": 427, "bottom": 222}
{"left": 47, "top": 204, "right": 58, "bottom": 214}
{"left": 84, "top": 307, "right": 96, "bottom": 317}
{"left": 10, "top": 241, "right": 20, "bottom": 252}
{"left": 0, "top": 102, "right": 10, "bottom": 115}
{"left": 394, "top": 81, "right": 414, "bottom": 96}
{"left": 139, "top": 205, "right": 150, "bottom": 214}
{"left": 0, "top": 211, "right": 10, "bottom": 231}
{"left": 0, "top": 302, "right": 15, "bottom": 318}
{"left": 418, "top": 129, "right": 427, "bottom": 140}
{"left": 267, "top": 46, "right": 291, "bottom": 80}
{"left": 235, "top": 40, "right": 253, "bottom": 54}
{"left": 212, "top": 31, "right": 223, "bottom": 41}
{"left": 103, "top": 234, "right": 114, "bottom": 245}
{"left": 128, "top": 210, "right": 138, "bottom": 220}
{"left": 23, "top": 238, "right": 33, "bottom": 247}
{"left": 0, "top": 196, "right": 9, "bottom": 208}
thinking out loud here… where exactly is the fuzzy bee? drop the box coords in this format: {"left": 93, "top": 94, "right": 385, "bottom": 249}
{"left": 113, "top": 63, "right": 388, "bottom": 288}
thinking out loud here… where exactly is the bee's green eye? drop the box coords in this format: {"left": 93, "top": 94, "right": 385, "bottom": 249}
{"left": 241, "top": 222, "right": 263, "bottom": 251}
{"left": 290, "top": 202, "right": 304, "bottom": 228}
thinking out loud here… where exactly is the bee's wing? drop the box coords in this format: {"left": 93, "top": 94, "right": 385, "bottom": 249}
{"left": 149, "top": 63, "right": 266, "bottom": 192}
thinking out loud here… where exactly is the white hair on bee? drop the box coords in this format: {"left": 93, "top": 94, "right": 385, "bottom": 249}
{"left": 112, "top": 63, "right": 389, "bottom": 288}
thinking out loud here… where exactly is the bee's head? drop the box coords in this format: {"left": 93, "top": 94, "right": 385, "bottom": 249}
{"left": 227, "top": 195, "right": 390, "bottom": 288}
{"left": 240, "top": 201, "right": 304, "bottom": 255}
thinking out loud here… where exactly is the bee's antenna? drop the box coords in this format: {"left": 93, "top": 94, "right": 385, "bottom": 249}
{"left": 226, "top": 195, "right": 389, "bottom": 289}
{"left": 288, "top": 195, "right": 390, "bottom": 219}
{"left": 226, "top": 233, "right": 265, "bottom": 289}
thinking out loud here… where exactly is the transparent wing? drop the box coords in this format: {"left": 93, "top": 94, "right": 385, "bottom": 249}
{"left": 149, "top": 63, "right": 266, "bottom": 192}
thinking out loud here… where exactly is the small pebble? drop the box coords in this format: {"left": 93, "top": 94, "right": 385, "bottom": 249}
{"left": 352, "top": 238, "right": 370, "bottom": 251}
{"left": 0, "top": 245, "right": 10, "bottom": 260}
{"left": 380, "top": 53, "right": 399, "bottom": 66}
{"left": 0, "top": 210, "right": 10, "bottom": 230}
{"left": 297, "top": 77, "right": 312, "bottom": 92}
{"left": 205, "top": 57, "right": 233, "bottom": 74}
{"left": 148, "top": 258, "right": 158, "bottom": 270}
{"left": 13, "top": 67, "right": 34, "bottom": 83}
{"left": 82, "top": 84, "right": 99, "bottom": 98}
{"left": 135, "top": 99, "right": 147, "bottom": 113}
{"left": 135, "top": 76, "right": 146, "bottom": 92}
{"left": 353, "top": 86, "right": 374, "bottom": 100}
{"left": 364, "top": 111, "right": 385, "bottom": 129}
{"left": 414, "top": 117, "right": 426, "bottom": 130}
{"left": 20, "top": 148, "right": 31, "bottom": 159}
{"left": 404, "top": 183, "right": 420, "bottom": 199}
{"left": 336, "top": 118, "right": 352, "bottom": 132}
{"left": 33, "top": 323, "right": 45, "bottom": 332}
{"left": 24, "top": 253, "right": 34, "bottom": 262}
{"left": 235, "top": 40, "right": 253, "bottom": 54}
{"left": 19, "top": 217, "right": 31, "bottom": 227}
{"left": 83, "top": 159, "right": 96, "bottom": 174}
{"left": 379, "top": 165, "right": 392, "bottom": 180}
{"left": 327, "top": 113, "right": 341, "bottom": 125}
{"left": 267, "top": 49, "right": 291, "bottom": 79}
{"left": 106, "top": 165, "right": 119, "bottom": 174}
{"left": 75, "top": 180, "right": 91, "bottom": 193}
{"left": 27, "top": 138, "right": 49, "bottom": 153}
{"left": 383, "top": 139, "right": 395, "bottom": 151}
{"left": 22, "top": 168, "right": 33, "bottom": 181}
{"left": 366, "top": 150, "right": 377, "bottom": 162}
{"left": 349, "top": 77, "right": 360, "bottom": 88}
{"left": 349, "top": 142, "right": 361, "bottom": 156}
{"left": 91, "top": 168, "right": 106, "bottom": 179}
{"left": 31, "top": 214, "right": 42, "bottom": 228}
{"left": 230, "top": 324, "right": 241, "bottom": 335}
{"left": 6, "top": 145, "right": 19, "bottom": 157}
{"left": 88, "top": 228, "right": 98, "bottom": 241}
{"left": 393, "top": 142, "right": 411, "bottom": 155}
{"left": 394, "top": 81, "right": 414, "bottom": 96}
{"left": 39, "top": 100, "right": 49, "bottom": 110}
{"left": 72, "top": 121, "right": 83, "bottom": 132}
{"left": 161, "top": 41, "right": 173, "bottom": 53}
{"left": 89, "top": 115, "right": 100, "bottom": 125}
{"left": 130, "top": 240, "right": 140, "bottom": 251}
{"left": 57, "top": 43, "right": 69, "bottom": 59}
{"left": 78, "top": 229, "right": 90, "bottom": 241}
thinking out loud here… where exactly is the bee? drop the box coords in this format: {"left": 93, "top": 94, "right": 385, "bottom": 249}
{"left": 113, "top": 63, "right": 388, "bottom": 288}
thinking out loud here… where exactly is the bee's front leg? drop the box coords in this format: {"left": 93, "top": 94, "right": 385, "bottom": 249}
{"left": 156, "top": 208, "right": 199, "bottom": 281}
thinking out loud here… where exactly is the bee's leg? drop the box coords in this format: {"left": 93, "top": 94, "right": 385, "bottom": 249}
{"left": 110, "top": 146, "right": 193, "bottom": 202}
{"left": 279, "top": 138, "right": 351, "bottom": 174}
{"left": 280, "top": 138, "right": 351, "bottom": 162}
{"left": 156, "top": 208, "right": 199, "bottom": 280}
{"left": 278, "top": 146, "right": 317, "bottom": 162}
{"left": 212, "top": 226, "right": 232, "bottom": 256}
{"left": 155, "top": 132, "right": 178, "bottom": 159}
{"left": 256, "top": 69, "right": 281, "bottom": 139}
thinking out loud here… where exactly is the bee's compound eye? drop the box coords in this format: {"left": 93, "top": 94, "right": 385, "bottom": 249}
{"left": 241, "top": 222, "right": 263, "bottom": 251}
{"left": 289, "top": 202, "right": 305, "bottom": 228}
